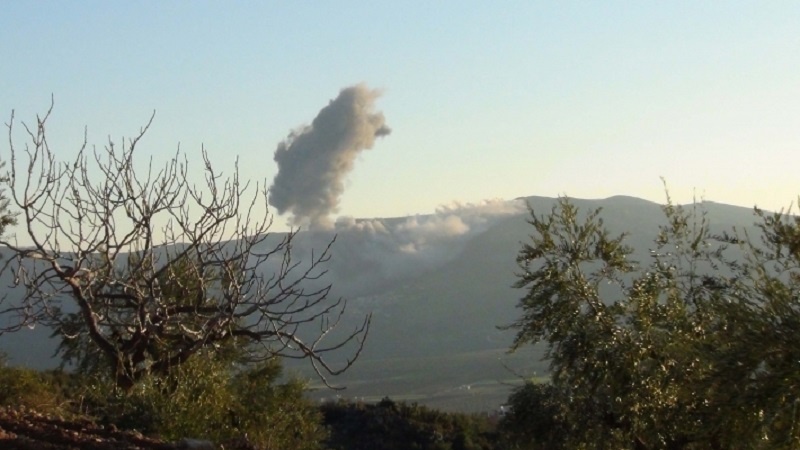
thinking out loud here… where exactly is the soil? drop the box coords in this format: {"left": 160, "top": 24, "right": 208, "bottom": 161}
{"left": 0, "top": 406, "right": 249, "bottom": 450}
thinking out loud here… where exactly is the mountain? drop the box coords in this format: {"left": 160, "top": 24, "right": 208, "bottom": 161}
{"left": 0, "top": 196, "right": 766, "bottom": 412}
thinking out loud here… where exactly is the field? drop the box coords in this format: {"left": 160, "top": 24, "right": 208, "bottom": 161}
{"left": 287, "top": 345, "right": 548, "bottom": 412}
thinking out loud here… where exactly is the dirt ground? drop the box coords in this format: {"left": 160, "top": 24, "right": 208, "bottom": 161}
{"left": 0, "top": 407, "right": 253, "bottom": 450}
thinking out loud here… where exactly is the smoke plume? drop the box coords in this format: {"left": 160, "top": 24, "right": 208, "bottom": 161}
{"left": 269, "top": 84, "right": 391, "bottom": 229}
{"left": 326, "top": 199, "right": 526, "bottom": 295}
{"left": 252, "top": 198, "right": 525, "bottom": 298}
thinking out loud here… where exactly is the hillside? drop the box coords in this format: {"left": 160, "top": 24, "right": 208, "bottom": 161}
{"left": 0, "top": 195, "right": 766, "bottom": 411}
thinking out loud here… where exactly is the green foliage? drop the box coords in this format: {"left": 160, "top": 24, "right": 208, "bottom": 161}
{"left": 0, "top": 160, "right": 16, "bottom": 236}
{"left": 498, "top": 381, "right": 569, "bottom": 449}
{"left": 0, "top": 355, "right": 66, "bottom": 413}
{"left": 507, "top": 196, "right": 800, "bottom": 448}
{"left": 73, "top": 351, "right": 326, "bottom": 448}
{"left": 230, "top": 360, "right": 327, "bottom": 450}
{"left": 322, "top": 397, "right": 500, "bottom": 450}
{"left": 70, "top": 349, "right": 228, "bottom": 436}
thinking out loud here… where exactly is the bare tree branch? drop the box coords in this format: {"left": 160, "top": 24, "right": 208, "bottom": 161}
{"left": 0, "top": 104, "right": 369, "bottom": 390}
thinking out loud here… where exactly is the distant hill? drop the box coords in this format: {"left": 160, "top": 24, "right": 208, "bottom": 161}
{"left": 0, "top": 195, "right": 766, "bottom": 411}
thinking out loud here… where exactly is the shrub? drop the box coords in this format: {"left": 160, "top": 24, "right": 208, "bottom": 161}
{"left": 75, "top": 351, "right": 325, "bottom": 449}
{"left": 0, "top": 356, "right": 66, "bottom": 413}
{"left": 322, "top": 398, "right": 500, "bottom": 450}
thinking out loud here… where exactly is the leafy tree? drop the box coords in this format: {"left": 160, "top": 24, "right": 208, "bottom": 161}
{"left": 700, "top": 207, "right": 800, "bottom": 448}
{"left": 505, "top": 196, "right": 800, "bottom": 449}
{"left": 0, "top": 103, "right": 368, "bottom": 390}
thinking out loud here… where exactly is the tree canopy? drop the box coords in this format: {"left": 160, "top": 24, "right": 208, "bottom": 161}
{"left": 505, "top": 195, "right": 800, "bottom": 449}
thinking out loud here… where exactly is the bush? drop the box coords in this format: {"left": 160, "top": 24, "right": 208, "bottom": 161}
{"left": 230, "top": 360, "right": 327, "bottom": 450}
{"left": 76, "top": 352, "right": 325, "bottom": 449}
{"left": 497, "top": 382, "right": 568, "bottom": 450}
{"left": 0, "top": 355, "right": 66, "bottom": 413}
{"left": 322, "top": 398, "right": 500, "bottom": 450}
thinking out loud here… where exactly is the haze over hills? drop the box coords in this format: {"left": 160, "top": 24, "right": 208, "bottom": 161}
{"left": 0, "top": 195, "right": 768, "bottom": 411}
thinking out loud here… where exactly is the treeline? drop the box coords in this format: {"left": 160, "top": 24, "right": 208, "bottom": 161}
{"left": 322, "top": 397, "right": 501, "bottom": 450}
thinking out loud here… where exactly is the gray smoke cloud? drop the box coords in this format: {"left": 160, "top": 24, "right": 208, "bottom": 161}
{"left": 327, "top": 199, "right": 526, "bottom": 295}
{"left": 252, "top": 198, "right": 526, "bottom": 298}
{"left": 269, "top": 84, "right": 391, "bottom": 229}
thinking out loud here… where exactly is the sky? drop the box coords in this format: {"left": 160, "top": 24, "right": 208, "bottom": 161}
{"left": 2, "top": 1, "right": 800, "bottom": 232}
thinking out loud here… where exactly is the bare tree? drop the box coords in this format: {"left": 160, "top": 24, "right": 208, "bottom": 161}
{"left": 0, "top": 102, "right": 369, "bottom": 389}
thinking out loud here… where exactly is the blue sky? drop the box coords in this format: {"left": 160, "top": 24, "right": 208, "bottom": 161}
{"left": 2, "top": 2, "right": 800, "bottom": 229}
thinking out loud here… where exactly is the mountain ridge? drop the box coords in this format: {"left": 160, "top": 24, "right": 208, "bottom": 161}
{"left": 0, "top": 195, "right": 771, "bottom": 411}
